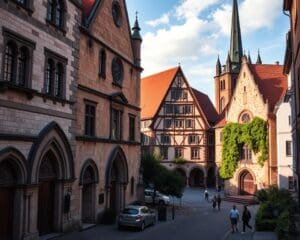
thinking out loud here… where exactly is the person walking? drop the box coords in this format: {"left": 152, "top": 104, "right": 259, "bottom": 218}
{"left": 204, "top": 189, "right": 209, "bottom": 201}
{"left": 212, "top": 195, "right": 217, "bottom": 210}
{"left": 217, "top": 194, "right": 222, "bottom": 210}
{"left": 229, "top": 205, "right": 239, "bottom": 233}
{"left": 242, "top": 205, "right": 252, "bottom": 233}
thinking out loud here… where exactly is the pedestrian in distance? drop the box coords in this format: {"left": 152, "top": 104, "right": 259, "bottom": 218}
{"left": 217, "top": 194, "right": 222, "bottom": 210}
{"left": 242, "top": 205, "right": 252, "bottom": 233}
{"left": 204, "top": 189, "right": 209, "bottom": 201}
{"left": 212, "top": 195, "right": 217, "bottom": 210}
{"left": 229, "top": 205, "right": 239, "bottom": 233}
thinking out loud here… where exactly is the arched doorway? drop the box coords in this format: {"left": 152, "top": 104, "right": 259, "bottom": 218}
{"left": 80, "top": 160, "right": 98, "bottom": 224}
{"left": 106, "top": 147, "right": 128, "bottom": 213}
{"left": 0, "top": 160, "right": 16, "bottom": 240}
{"left": 38, "top": 151, "right": 57, "bottom": 235}
{"left": 175, "top": 168, "right": 187, "bottom": 186}
{"left": 207, "top": 167, "right": 216, "bottom": 187}
{"left": 189, "top": 168, "right": 205, "bottom": 187}
{"left": 239, "top": 170, "right": 255, "bottom": 195}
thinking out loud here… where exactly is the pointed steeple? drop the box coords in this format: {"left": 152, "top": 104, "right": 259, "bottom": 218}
{"left": 229, "top": 0, "right": 243, "bottom": 71}
{"left": 216, "top": 55, "right": 221, "bottom": 76}
{"left": 131, "top": 12, "right": 142, "bottom": 41}
{"left": 248, "top": 51, "right": 252, "bottom": 64}
{"left": 226, "top": 53, "right": 232, "bottom": 72}
{"left": 131, "top": 12, "right": 142, "bottom": 67}
{"left": 256, "top": 49, "right": 262, "bottom": 64}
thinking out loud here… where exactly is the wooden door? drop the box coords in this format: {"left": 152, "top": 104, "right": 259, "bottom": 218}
{"left": 38, "top": 180, "right": 55, "bottom": 235}
{"left": 110, "top": 181, "right": 116, "bottom": 211}
{"left": 241, "top": 172, "right": 254, "bottom": 195}
{"left": 0, "top": 188, "right": 14, "bottom": 240}
{"left": 82, "top": 184, "right": 93, "bottom": 223}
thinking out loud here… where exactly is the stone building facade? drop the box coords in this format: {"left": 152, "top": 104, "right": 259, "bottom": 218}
{"left": 73, "top": 0, "right": 142, "bottom": 227}
{"left": 283, "top": 0, "right": 300, "bottom": 205}
{"left": 141, "top": 66, "right": 218, "bottom": 187}
{"left": 0, "top": 0, "right": 81, "bottom": 239}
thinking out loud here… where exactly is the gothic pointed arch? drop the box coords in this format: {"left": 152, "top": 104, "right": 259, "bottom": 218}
{"left": 79, "top": 159, "right": 99, "bottom": 185}
{"left": 0, "top": 147, "right": 27, "bottom": 185}
{"left": 28, "top": 121, "right": 74, "bottom": 183}
{"left": 105, "top": 146, "right": 128, "bottom": 188}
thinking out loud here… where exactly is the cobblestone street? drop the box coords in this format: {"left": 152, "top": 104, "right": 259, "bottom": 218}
{"left": 55, "top": 188, "right": 258, "bottom": 240}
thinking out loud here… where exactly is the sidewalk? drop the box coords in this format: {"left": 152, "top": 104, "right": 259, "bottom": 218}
{"left": 225, "top": 231, "right": 277, "bottom": 240}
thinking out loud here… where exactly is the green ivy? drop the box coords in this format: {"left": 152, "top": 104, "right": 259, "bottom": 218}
{"left": 220, "top": 117, "right": 268, "bottom": 179}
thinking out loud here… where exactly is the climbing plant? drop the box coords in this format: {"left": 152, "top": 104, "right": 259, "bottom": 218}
{"left": 219, "top": 117, "right": 268, "bottom": 179}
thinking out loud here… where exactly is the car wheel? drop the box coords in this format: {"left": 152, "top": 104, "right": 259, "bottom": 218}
{"left": 140, "top": 221, "right": 145, "bottom": 231}
{"left": 117, "top": 224, "right": 122, "bottom": 230}
{"left": 158, "top": 200, "right": 164, "bottom": 205}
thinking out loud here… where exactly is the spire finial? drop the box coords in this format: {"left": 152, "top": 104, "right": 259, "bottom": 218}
{"left": 132, "top": 11, "right": 142, "bottom": 41}
{"left": 229, "top": 0, "right": 243, "bottom": 70}
{"left": 256, "top": 49, "right": 262, "bottom": 64}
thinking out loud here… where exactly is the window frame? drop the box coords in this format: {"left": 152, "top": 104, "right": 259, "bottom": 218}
{"left": 175, "top": 148, "right": 183, "bottom": 158}
{"left": 129, "top": 114, "right": 136, "bottom": 142}
{"left": 1, "top": 29, "right": 35, "bottom": 89}
{"left": 160, "top": 146, "right": 168, "bottom": 160}
{"left": 84, "top": 100, "right": 97, "bottom": 136}
{"left": 191, "top": 147, "right": 200, "bottom": 159}
{"left": 46, "top": 0, "right": 66, "bottom": 31}
{"left": 286, "top": 140, "right": 292, "bottom": 156}
{"left": 111, "top": 108, "right": 123, "bottom": 141}
{"left": 98, "top": 48, "right": 106, "bottom": 79}
{"left": 44, "top": 48, "right": 67, "bottom": 99}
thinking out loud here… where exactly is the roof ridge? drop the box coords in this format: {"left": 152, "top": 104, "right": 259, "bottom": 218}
{"left": 142, "top": 66, "right": 179, "bottom": 80}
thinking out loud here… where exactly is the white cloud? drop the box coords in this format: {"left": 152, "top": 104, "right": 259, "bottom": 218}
{"left": 212, "top": 0, "right": 282, "bottom": 36}
{"left": 175, "top": 0, "right": 220, "bottom": 20}
{"left": 146, "top": 13, "right": 170, "bottom": 27}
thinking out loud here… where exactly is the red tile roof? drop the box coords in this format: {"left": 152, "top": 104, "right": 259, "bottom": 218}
{"left": 249, "top": 64, "right": 287, "bottom": 112}
{"left": 82, "top": 0, "right": 96, "bottom": 18}
{"left": 141, "top": 67, "right": 179, "bottom": 119}
{"left": 191, "top": 88, "right": 218, "bottom": 124}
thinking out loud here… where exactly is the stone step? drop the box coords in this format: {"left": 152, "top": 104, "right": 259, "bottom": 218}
{"left": 223, "top": 195, "right": 258, "bottom": 205}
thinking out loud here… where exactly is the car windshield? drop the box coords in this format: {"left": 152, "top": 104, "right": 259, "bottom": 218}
{"left": 122, "top": 208, "right": 139, "bottom": 215}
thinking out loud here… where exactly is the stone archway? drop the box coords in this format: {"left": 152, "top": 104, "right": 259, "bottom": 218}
{"left": 239, "top": 170, "right": 255, "bottom": 195}
{"left": 0, "top": 147, "right": 27, "bottom": 240}
{"left": 207, "top": 167, "right": 216, "bottom": 188}
{"left": 175, "top": 168, "right": 187, "bottom": 186}
{"left": 80, "top": 160, "right": 99, "bottom": 224}
{"left": 29, "top": 122, "right": 75, "bottom": 236}
{"left": 189, "top": 168, "right": 205, "bottom": 187}
{"left": 105, "top": 146, "right": 128, "bottom": 213}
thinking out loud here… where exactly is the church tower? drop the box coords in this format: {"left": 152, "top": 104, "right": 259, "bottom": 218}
{"left": 215, "top": 0, "right": 243, "bottom": 114}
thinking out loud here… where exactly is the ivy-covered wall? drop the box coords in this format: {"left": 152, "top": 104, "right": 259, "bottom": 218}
{"left": 219, "top": 117, "right": 268, "bottom": 179}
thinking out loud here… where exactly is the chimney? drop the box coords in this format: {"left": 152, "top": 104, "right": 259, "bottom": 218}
{"left": 275, "top": 61, "right": 279, "bottom": 65}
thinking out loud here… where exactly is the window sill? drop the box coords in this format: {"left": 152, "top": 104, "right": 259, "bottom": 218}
{"left": 0, "top": 81, "right": 37, "bottom": 99}
{"left": 76, "top": 135, "right": 140, "bottom": 145}
{"left": 39, "top": 93, "right": 74, "bottom": 106}
{"left": 45, "top": 19, "right": 66, "bottom": 36}
{"left": 5, "top": 0, "right": 34, "bottom": 15}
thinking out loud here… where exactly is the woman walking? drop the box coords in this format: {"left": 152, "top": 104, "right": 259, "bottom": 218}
{"left": 242, "top": 205, "right": 252, "bottom": 233}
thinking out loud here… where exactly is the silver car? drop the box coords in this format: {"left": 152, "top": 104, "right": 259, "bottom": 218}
{"left": 144, "top": 189, "right": 170, "bottom": 205}
{"left": 118, "top": 205, "right": 156, "bottom": 231}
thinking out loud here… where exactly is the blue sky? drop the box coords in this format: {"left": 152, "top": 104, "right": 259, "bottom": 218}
{"left": 126, "top": 0, "right": 289, "bottom": 102}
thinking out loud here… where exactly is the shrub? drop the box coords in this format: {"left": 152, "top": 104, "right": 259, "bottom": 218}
{"left": 276, "top": 210, "right": 289, "bottom": 240}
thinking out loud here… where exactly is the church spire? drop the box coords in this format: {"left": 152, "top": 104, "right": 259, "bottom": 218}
{"left": 229, "top": 0, "right": 243, "bottom": 71}
{"left": 256, "top": 49, "right": 262, "bottom": 64}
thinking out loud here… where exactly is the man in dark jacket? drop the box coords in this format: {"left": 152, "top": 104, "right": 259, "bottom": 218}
{"left": 242, "top": 205, "right": 252, "bottom": 233}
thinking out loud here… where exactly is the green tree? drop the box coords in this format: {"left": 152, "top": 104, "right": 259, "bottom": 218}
{"left": 141, "top": 154, "right": 184, "bottom": 198}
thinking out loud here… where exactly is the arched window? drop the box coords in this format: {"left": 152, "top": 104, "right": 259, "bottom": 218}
{"left": 17, "top": 47, "right": 29, "bottom": 86}
{"left": 239, "top": 144, "right": 252, "bottom": 161}
{"left": 47, "top": 0, "right": 65, "bottom": 29}
{"left": 223, "top": 80, "right": 226, "bottom": 90}
{"left": 45, "top": 59, "right": 54, "bottom": 94}
{"left": 3, "top": 42, "right": 16, "bottom": 82}
{"left": 99, "top": 49, "right": 106, "bottom": 78}
{"left": 54, "top": 63, "right": 63, "bottom": 97}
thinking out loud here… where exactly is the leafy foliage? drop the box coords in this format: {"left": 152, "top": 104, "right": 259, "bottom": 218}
{"left": 141, "top": 154, "right": 184, "bottom": 198}
{"left": 174, "top": 156, "right": 187, "bottom": 165}
{"left": 255, "top": 186, "right": 296, "bottom": 238}
{"left": 220, "top": 117, "right": 268, "bottom": 179}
